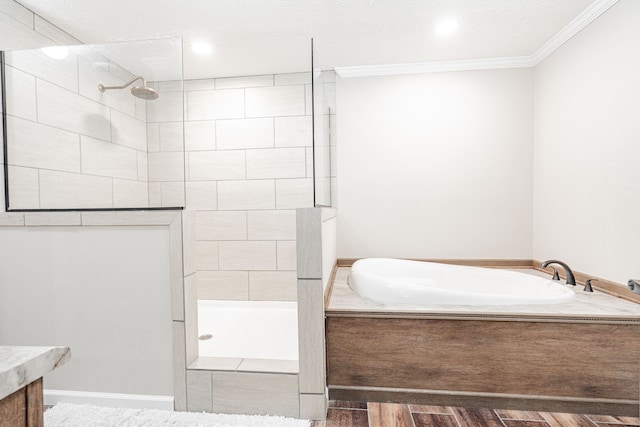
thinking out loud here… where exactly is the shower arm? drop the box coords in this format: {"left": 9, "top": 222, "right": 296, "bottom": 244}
{"left": 98, "top": 76, "right": 146, "bottom": 92}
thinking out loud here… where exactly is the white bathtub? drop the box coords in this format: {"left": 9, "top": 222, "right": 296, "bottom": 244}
{"left": 349, "top": 258, "right": 575, "bottom": 306}
{"left": 197, "top": 300, "right": 298, "bottom": 361}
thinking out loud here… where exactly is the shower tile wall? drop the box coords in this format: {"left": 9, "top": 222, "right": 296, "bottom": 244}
{"left": 0, "top": 1, "right": 79, "bottom": 212}
{"left": 2, "top": 46, "right": 150, "bottom": 209}
{"left": 150, "top": 73, "right": 314, "bottom": 301}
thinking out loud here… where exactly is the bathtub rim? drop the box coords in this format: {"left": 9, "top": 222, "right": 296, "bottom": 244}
{"left": 326, "top": 263, "right": 640, "bottom": 324}
{"left": 332, "top": 258, "right": 640, "bottom": 305}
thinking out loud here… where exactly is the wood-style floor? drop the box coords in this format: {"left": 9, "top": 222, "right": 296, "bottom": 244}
{"left": 311, "top": 401, "right": 640, "bottom": 427}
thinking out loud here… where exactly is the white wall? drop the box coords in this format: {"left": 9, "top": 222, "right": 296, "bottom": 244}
{"left": 336, "top": 69, "right": 534, "bottom": 259}
{"left": 533, "top": 0, "right": 640, "bottom": 284}
{"left": 0, "top": 226, "right": 173, "bottom": 396}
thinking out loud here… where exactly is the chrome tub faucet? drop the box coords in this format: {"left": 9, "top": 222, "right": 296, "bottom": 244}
{"left": 628, "top": 279, "right": 640, "bottom": 294}
{"left": 540, "top": 260, "right": 576, "bottom": 286}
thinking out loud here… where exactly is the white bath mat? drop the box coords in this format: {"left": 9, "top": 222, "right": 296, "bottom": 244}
{"left": 45, "top": 403, "right": 311, "bottom": 427}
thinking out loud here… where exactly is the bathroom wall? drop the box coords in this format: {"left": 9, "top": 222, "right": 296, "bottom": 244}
{"left": 533, "top": 0, "right": 640, "bottom": 284}
{"left": 146, "top": 80, "right": 185, "bottom": 207}
{"left": 0, "top": 225, "right": 173, "bottom": 397}
{"left": 0, "top": 0, "right": 80, "bottom": 211}
{"left": 336, "top": 68, "right": 534, "bottom": 259}
{"left": 0, "top": 1, "right": 153, "bottom": 210}
{"left": 4, "top": 47, "right": 151, "bottom": 209}
{"left": 176, "top": 74, "right": 315, "bottom": 301}
{"left": 0, "top": 1, "right": 180, "bottom": 404}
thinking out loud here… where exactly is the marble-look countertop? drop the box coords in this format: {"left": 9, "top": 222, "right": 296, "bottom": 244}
{"left": 328, "top": 267, "right": 640, "bottom": 321}
{"left": 0, "top": 346, "right": 71, "bottom": 400}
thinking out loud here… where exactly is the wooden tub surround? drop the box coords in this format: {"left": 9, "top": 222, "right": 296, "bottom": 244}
{"left": 325, "top": 262, "right": 640, "bottom": 417}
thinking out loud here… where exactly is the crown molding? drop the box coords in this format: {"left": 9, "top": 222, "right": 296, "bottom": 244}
{"left": 531, "top": 0, "right": 620, "bottom": 64}
{"left": 336, "top": 0, "right": 620, "bottom": 78}
{"left": 335, "top": 56, "right": 535, "bottom": 78}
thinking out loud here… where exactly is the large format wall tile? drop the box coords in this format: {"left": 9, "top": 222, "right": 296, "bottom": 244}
{"left": 218, "top": 241, "right": 276, "bottom": 271}
{"left": 160, "top": 122, "right": 184, "bottom": 152}
{"left": 217, "top": 180, "right": 275, "bottom": 210}
{"left": 37, "top": 79, "right": 111, "bottom": 141}
{"left": 195, "top": 211, "right": 247, "bottom": 241}
{"left": 186, "top": 370, "right": 213, "bottom": 413}
{"left": 196, "top": 241, "right": 218, "bottom": 270}
{"left": 148, "top": 152, "right": 185, "bottom": 182}
{"left": 187, "top": 89, "right": 244, "bottom": 120}
{"left": 113, "top": 179, "right": 149, "bottom": 208}
{"left": 81, "top": 136, "right": 138, "bottom": 180}
{"left": 215, "top": 75, "right": 273, "bottom": 90}
{"left": 137, "top": 152, "right": 148, "bottom": 181}
{"left": 247, "top": 210, "right": 296, "bottom": 240}
{"left": 274, "top": 116, "right": 312, "bottom": 147}
{"left": 275, "top": 73, "right": 311, "bottom": 86}
{"left": 276, "top": 178, "right": 313, "bottom": 209}
{"left": 245, "top": 86, "right": 305, "bottom": 118}
{"left": 147, "top": 91, "right": 184, "bottom": 122}
{"left": 188, "top": 151, "right": 245, "bottom": 181}
{"left": 0, "top": 11, "right": 52, "bottom": 51}
{"left": 197, "top": 271, "right": 249, "bottom": 300}
{"left": 216, "top": 118, "right": 274, "bottom": 150}
{"left": 249, "top": 271, "right": 297, "bottom": 301}
{"left": 7, "top": 116, "right": 80, "bottom": 173}
{"left": 277, "top": 241, "right": 297, "bottom": 271}
{"left": 161, "top": 182, "right": 185, "bottom": 207}
{"left": 111, "top": 110, "right": 147, "bottom": 151}
{"left": 183, "top": 79, "right": 216, "bottom": 91}
{"left": 0, "top": 0, "right": 33, "bottom": 27}
{"left": 7, "top": 49, "right": 78, "bottom": 92}
{"left": 147, "top": 123, "right": 160, "bottom": 152}
{"left": 186, "top": 182, "right": 217, "bottom": 210}
{"left": 39, "top": 169, "right": 113, "bottom": 208}
{"left": 5, "top": 65, "right": 37, "bottom": 121}
{"left": 246, "top": 148, "right": 306, "bottom": 179}
{"left": 7, "top": 166, "right": 39, "bottom": 209}
{"left": 211, "top": 371, "right": 299, "bottom": 417}
{"left": 184, "top": 121, "right": 215, "bottom": 151}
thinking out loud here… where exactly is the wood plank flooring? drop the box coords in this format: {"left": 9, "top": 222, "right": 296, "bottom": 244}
{"left": 311, "top": 401, "right": 640, "bottom": 427}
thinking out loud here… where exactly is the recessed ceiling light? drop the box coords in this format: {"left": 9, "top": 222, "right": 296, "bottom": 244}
{"left": 191, "top": 40, "right": 213, "bottom": 55}
{"left": 435, "top": 19, "right": 459, "bottom": 36}
{"left": 41, "top": 46, "right": 69, "bottom": 60}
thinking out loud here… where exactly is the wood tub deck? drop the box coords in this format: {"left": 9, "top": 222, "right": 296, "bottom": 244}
{"left": 326, "top": 266, "right": 640, "bottom": 416}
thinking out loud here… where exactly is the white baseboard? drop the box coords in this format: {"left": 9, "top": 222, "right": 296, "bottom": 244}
{"left": 44, "top": 389, "right": 174, "bottom": 410}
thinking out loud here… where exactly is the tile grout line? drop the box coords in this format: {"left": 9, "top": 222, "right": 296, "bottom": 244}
{"left": 495, "top": 409, "right": 508, "bottom": 427}
{"left": 406, "top": 404, "right": 417, "bottom": 427}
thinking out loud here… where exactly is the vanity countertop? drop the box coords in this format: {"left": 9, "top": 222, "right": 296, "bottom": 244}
{"left": 0, "top": 346, "right": 70, "bottom": 400}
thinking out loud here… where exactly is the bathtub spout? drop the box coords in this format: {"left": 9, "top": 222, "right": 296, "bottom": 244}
{"left": 540, "top": 260, "right": 576, "bottom": 286}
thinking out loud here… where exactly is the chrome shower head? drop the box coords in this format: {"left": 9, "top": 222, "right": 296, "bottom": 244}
{"left": 131, "top": 85, "right": 159, "bottom": 100}
{"left": 98, "top": 76, "right": 159, "bottom": 100}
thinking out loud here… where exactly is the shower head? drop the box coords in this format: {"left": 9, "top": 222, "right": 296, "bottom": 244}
{"left": 98, "top": 76, "right": 159, "bottom": 100}
{"left": 131, "top": 85, "right": 159, "bottom": 100}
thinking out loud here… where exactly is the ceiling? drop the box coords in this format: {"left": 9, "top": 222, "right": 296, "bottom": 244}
{"left": 16, "top": 0, "right": 598, "bottom": 80}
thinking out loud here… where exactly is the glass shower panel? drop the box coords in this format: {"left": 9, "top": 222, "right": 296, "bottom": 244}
{"left": 1, "top": 38, "right": 185, "bottom": 210}
{"left": 311, "top": 39, "right": 335, "bottom": 207}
